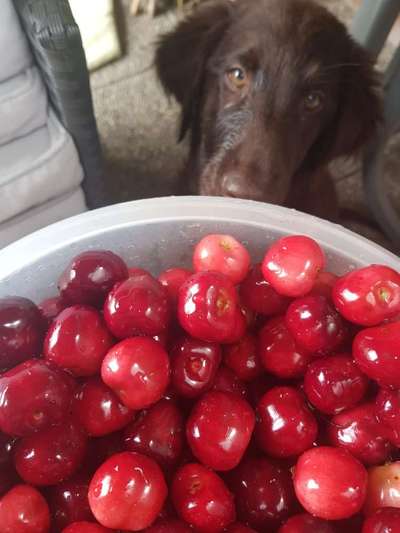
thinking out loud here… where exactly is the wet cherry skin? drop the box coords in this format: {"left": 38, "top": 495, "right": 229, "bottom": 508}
{"left": 101, "top": 337, "right": 170, "bottom": 410}
{"left": 0, "top": 359, "right": 73, "bottom": 437}
{"left": 0, "top": 484, "right": 50, "bottom": 533}
{"left": 58, "top": 250, "right": 128, "bottom": 306}
{"left": 171, "top": 462, "right": 236, "bottom": 532}
{"left": 186, "top": 391, "right": 255, "bottom": 471}
{"left": 0, "top": 297, "right": 44, "bottom": 371}
{"left": 223, "top": 333, "right": 263, "bottom": 382}
{"left": 44, "top": 305, "right": 114, "bottom": 377}
{"left": 88, "top": 451, "right": 167, "bottom": 531}
{"left": 294, "top": 446, "right": 368, "bottom": 520}
{"left": 256, "top": 386, "right": 318, "bottom": 458}
{"left": 332, "top": 265, "right": 400, "bottom": 326}
{"left": 262, "top": 235, "right": 325, "bottom": 297}
{"left": 362, "top": 508, "right": 400, "bottom": 533}
{"left": 278, "top": 513, "right": 335, "bottom": 533}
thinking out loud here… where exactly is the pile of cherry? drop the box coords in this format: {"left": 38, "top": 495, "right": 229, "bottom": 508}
{"left": 1, "top": 233, "right": 400, "bottom": 533}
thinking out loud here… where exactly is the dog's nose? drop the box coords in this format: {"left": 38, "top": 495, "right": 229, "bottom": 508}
{"left": 220, "top": 175, "right": 263, "bottom": 200}
{"left": 220, "top": 175, "right": 249, "bottom": 198}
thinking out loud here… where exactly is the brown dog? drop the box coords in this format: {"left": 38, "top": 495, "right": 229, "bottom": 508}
{"left": 156, "top": 0, "right": 382, "bottom": 220}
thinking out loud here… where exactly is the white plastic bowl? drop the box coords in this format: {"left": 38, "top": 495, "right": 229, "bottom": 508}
{"left": 0, "top": 196, "right": 399, "bottom": 302}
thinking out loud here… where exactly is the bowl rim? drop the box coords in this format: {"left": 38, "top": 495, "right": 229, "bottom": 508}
{"left": 0, "top": 196, "right": 399, "bottom": 281}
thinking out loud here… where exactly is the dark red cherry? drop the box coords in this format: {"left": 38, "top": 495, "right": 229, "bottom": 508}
{"left": 172, "top": 462, "right": 236, "bottom": 531}
{"left": 240, "top": 264, "right": 291, "bottom": 316}
{"left": 170, "top": 336, "right": 221, "bottom": 398}
{"left": 58, "top": 250, "right": 128, "bottom": 306}
{"left": 227, "top": 455, "right": 295, "bottom": 530}
{"left": 73, "top": 377, "right": 134, "bottom": 436}
{"left": 186, "top": 391, "right": 255, "bottom": 471}
{"left": 14, "top": 419, "right": 87, "bottom": 486}
{"left": 44, "top": 305, "right": 114, "bottom": 377}
{"left": 104, "top": 272, "right": 170, "bottom": 339}
{"left": 256, "top": 386, "right": 318, "bottom": 458}
{"left": 0, "top": 359, "right": 73, "bottom": 437}
{"left": 0, "top": 297, "right": 44, "bottom": 371}
{"left": 286, "top": 295, "right": 348, "bottom": 355}
{"left": 124, "top": 399, "right": 184, "bottom": 468}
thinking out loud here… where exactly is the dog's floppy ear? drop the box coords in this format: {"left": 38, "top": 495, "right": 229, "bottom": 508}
{"left": 156, "top": 1, "right": 232, "bottom": 140}
{"left": 327, "top": 40, "right": 383, "bottom": 159}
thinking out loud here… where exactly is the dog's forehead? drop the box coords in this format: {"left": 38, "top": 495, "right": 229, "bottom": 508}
{"left": 224, "top": 0, "right": 350, "bottom": 68}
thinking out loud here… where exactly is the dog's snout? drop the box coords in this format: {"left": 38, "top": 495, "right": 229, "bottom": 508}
{"left": 220, "top": 174, "right": 266, "bottom": 201}
{"left": 221, "top": 175, "right": 247, "bottom": 198}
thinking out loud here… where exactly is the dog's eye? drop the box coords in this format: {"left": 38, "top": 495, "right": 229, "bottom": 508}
{"left": 304, "top": 91, "right": 324, "bottom": 112}
{"left": 226, "top": 67, "right": 248, "bottom": 90}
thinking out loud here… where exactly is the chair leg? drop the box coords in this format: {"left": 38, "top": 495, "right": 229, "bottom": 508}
{"left": 130, "top": 0, "right": 142, "bottom": 16}
{"left": 351, "top": 0, "right": 399, "bottom": 57}
{"left": 147, "top": 0, "right": 156, "bottom": 17}
{"left": 363, "top": 135, "right": 400, "bottom": 249}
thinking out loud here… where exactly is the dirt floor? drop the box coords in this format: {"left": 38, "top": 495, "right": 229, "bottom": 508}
{"left": 90, "top": 0, "right": 400, "bottom": 250}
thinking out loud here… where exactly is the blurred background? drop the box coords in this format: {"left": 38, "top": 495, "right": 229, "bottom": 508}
{"left": 1, "top": 0, "right": 399, "bottom": 250}
{"left": 87, "top": 0, "right": 400, "bottom": 247}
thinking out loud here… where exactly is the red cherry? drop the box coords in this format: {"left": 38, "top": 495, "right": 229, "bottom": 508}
{"left": 44, "top": 306, "right": 114, "bottom": 377}
{"left": 304, "top": 354, "right": 369, "bottom": 415}
{"left": 0, "top": 359, "right": 73, "bottom": 437}
{"left": 258, "top": 317, "right": 312, "bottom": 378}
{"left": 362, "top": 508, "right": 400, "bottom": 533}
{"left": 0, "top": 484, "right": 50, "bottom": 533}
{"left": 278, "top": 513, "right": 335, "bottom": 533}
{"left": 38, "top": 295, "right": 67, "bottom": 327}
{"left": 101, "top": 337, "right": 170, "bottom": 410}
{"left": 46, "top": 474, "right": 94, "bottom": 530}
{"left": 124, "top": 399, "right": 184, "bottom": 468}
{"left": 61, "top": 522, "right": 113, "bottom": 532}
{"left": 333, "top": 265, "right": 400, "bottom": 326}
{"left": 103, "top": 273, "right": 170, "bottom": 339}
{"left": 211, "top": 365, "right": 249, "bottom": 399}
{"left": 225, "top": 306, "right": 248, "bottom": 344}
{"left": 84, "top": 431, "right": 125, "bottom": 474}
{"left": 286, "top": 295, "right": 348, "bottom": 355}
{"left": 145, "top": 518, "right": 192, "bottom": 532}
{"left": 172, "top": 462, "right": 236, "bottom": 531}
{"left": 58, "top": 250, "right": 128, "bottom": 306}
{"left": 88, "top": 451, "right": 167, "bottom": 530}
{"left": 309, "top": 271, "right": 338, "bottom": 299}
{"left": 227, "top": 455, "right": 294, "bottom": 529}
{"left": 0, "top": 464, "right": 20, "bottom": 498}
{"left": 256, "top": 386, "right": 318, "bottom": 458}
{"left": 246, "top": 374, "right": 276, "bottom": 407}
{"left": 353, "top": 322, "right": 400, "bottom": 388}
{"left": 158, "top": 268, "right": 193, "bottom": 307}
{"left": 376, "top": 388, "right": 400, "bottom": 446}
{"left": 294, "top": 446, "right": 368, "bottom": 520}
{"left": 328, "top": 403, "right": 392, "bottom": 465}
{"left": 0, "top": 432, "right": 15, "bottom": 467}
{"left": 186, "top": 391, "right": 255, "bottom": 471}
{"left": 193, "top": 234, "right": 251, "bottom": 284}
{"left": 0, "top": 297, "right": 44, "bottom": 371}
{"left": 73, "top": 377, "right": 134, "bottom": 437}
{"left": 128, "top": 267, "right": 150, "bottom": 277}
{"left": 262, "top": 235, "right": 325, "bottom": 297}
{"left": 225, "top": 523, "right": 257, "bottom": 533}
{"left": 338, "top": 514, "right": 365, "bottom": 532}
{"left": 223, "top": 333, "right": 263, "bottom": 382}
{"left": 240, "top": 263, "right": 291, "bottom": 315}
{"left": 178, "top": 271, "right": 240, "bottom": 343}
{"left": 364, "top": 461, "right": 400, "bottom": 515}
{"left": 170, "top": 336, "right": 221, "bottom": 398}
{"left": 14, "top": 419, "right": 87, "bottom": 486}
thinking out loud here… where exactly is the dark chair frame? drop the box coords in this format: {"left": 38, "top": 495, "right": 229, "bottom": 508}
{"left": 12, "top": 0, "right": 107, "bottom": 209}
{"left": 351, "top": 0, "right": 400, "bottom": 248}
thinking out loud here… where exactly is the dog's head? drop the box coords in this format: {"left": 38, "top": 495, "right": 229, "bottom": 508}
{"left": 156, "top": 0, "right": 382, "bottom": 203}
